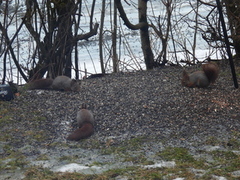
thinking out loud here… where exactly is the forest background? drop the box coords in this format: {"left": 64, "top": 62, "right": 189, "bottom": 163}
{"left": 0, "top": 0, "right": 239, "bottom": 84}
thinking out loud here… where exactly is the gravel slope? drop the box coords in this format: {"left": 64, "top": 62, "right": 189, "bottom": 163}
{"left": 2, "top": 66, "right": 240, "bottom": 147}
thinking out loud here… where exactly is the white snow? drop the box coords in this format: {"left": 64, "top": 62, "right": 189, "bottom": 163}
{"left": 52, "top": 163, "right": 101, "bottom": 173}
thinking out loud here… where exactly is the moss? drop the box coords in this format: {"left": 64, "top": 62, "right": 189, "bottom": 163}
{"left": 33, "top": 130, "right": 48, "bottom": 141}
{"left": 0, "top": 132, "right": 13, "bottom": 141}
{"left": 35, "top": 154, "right": 49, "bottom": 161}
{"left": 24, "top": 166, "right": 104, "bottom": 180}
{"left": 78, "top": 139, "right": 102, "bottom": 149}
{"left": 100, "top": 136, "right": 149, "bottom": 156}
{"left": 227, "top": 138, "right": 240, "bottom": 149}
{"left": 226, "top": 130, "right": 240, "bottom": 149}
{"left": 89, "top": 161, "right": 105, "bottom": 166}
{"left": 23, "top": 130, "right": 48, "bottom": 142}
{"left": 24, "top": 167, "right": 57, "bottom": 180}
{"left": 1, "top": 152, "right": 28, "bottom": 171}
{"left": 100, "top": 146, "right": 125, "bottom": 155}
{"left": 2, "top": 144, "right": 17, "bottom": 155}
{"left": 0, "top": 107, "right": 9, "bottom": 115}
{"left": 205, "top": 136, "right": 222, "bottom": 146}
{"left": 103, "top": 168, "right": 132, "bottom": 178}
{"left": 58, "top": 155, "right": 77, "bottom": 162}
{"left": 123, "top": 154, "right": 152, "bottom": 165}
{"left": 210, "top": 150, "right": 240, "bottom": 172}
{"left": 0, "top": 104, "right": 13, "bottom": 126}
{"left": 3, "top": 158, "right": 28, "bottom": 170}
{"left": 0, "top": 115, "right": 12, "bottom": 126}
{"left": 21, "top": 165, "right": 190, "bottom": 180}
{"left": 47, "top": 141, "right": 67, "bottom": 148}
{"left": 157, "top": 147, "right": 195, "bottom": 163}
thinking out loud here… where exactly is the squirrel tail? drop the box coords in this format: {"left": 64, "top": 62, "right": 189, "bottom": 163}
{"left": 202, "top": 62, "right": 219, "bottom": 84}
{"left": 67, "top": 123, "right": 94, "bottom": 141}
{"left": 181, "top": 70, "right": 194, "bottom": 87}
{"left": 181, "top": 62, "right": 219, "bottom": 88}
{"left": 27, "top": 78, "right": 53, "bottom": 90}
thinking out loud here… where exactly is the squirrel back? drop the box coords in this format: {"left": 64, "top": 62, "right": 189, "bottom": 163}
{"left": 52, "top": 75, "right": 80, "bottom": 92}
{"left": 67, "top": 104, "right": 95, "bottom": 141}
{"left": 181, "top": 62, "right": 219, "bottom": 88}
{"left": 76, "top": 104, "right": 94, "bottom": 127}
{"left": 26, "top": 76, "right": 80, "bottom": 91}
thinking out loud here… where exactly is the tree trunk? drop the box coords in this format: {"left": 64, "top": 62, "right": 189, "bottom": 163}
{"left": 23, "top": 0, "right": 99, "bottom": 80}
{"left": 224, "top": 0, "right": 240, "bottom": 62}
{"left": 115, "top": 0, "right": 154, "bottom": 70}
{"left": 138, "top": 0, "right": 154, "bottom": 70}
{"left": 99, "top": 0, "right": 106, "bottom": 74}
{"left": 112, "top": 1, "right": 119, "bottom": 72}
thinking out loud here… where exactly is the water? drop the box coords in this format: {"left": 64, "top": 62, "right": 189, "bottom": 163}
{"left": 0, "top": 0, "right": 222, "bottom": 83}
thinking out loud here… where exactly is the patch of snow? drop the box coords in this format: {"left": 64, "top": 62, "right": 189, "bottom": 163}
{"left": 52, "top": 163, "right": 101, "bottom": 173}
{"left": 203, "top": 145, "right": 223, "bottom": 152}
{"left": 231, "top": 170, "right": 240, "bottom": 178}
{"left": 142, "top": 161, "right": 176, "bottom": 169}
{"left": 212, "top": 175, "right": 227, "bottom": 180}
{"left": 189, "top": 168, "right": 207, "bottom": 177}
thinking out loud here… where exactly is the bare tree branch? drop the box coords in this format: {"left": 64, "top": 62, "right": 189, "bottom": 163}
{"left": 0, "top": 22, "right": 28, "bottom": 82}
{"left": 114, "top": 0, "right": 147, "bottom": 30}
{"left": 75, "top": 23, "right": 99, "bottom": 41}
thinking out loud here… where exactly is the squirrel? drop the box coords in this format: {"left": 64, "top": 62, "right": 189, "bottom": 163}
{"left": 26, "top": 75, "right": 80, "bottom": 92}
{"left": 67, "top": 104, "right": 94, "bottom": 141}
{"left": 27, "top": 78, "right": 53, "bottom": 90}
{"left": 52, "top": 76, "right": 80, "bottom": 91}
{"left": 181, "top": 62, "right": 219, "bottom": 88}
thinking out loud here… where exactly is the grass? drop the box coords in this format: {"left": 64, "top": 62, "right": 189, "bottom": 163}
{"left": 158, "top": 147, "right": 195, "bottom": 162}
{"left": 1, "top": 117, "right": 239, "bottom": 180}
{"left": 1, "top": 137, "right": 240, "bottom": 179}
{"left": 1, "top": 152, "right": 28, "bottom": 171}
{"left": 0, "top": 102, "right": 13, "bottom": 127}
{"left": 100, "top": 136, "right": 151, "bottom": 155}
{"left": 3, "top": 140, "right": 236, "bottom": 180}
{"left": 22, "top": 166, "right": 167, "bottom": 180}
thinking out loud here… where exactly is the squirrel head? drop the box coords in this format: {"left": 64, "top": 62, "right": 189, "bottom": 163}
{"left": 202, "top": 62, "right": 219, "bottom": 83}
{"left": 181, "top": 70, "right": 190, "bottom": 86}
{"left": 70, "top": 79, "right": 81, "bottom": 92}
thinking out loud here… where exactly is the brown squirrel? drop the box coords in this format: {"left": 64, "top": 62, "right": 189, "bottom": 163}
{"left": 26, "top": 75, "right": 80, "bottom": 92}
{"left": 67, "top": 104, "right": 94, "bottom": 141}
{"left": 27, "top": 78, "right": 53, "bottom": 90}
{"left": 181, "top": 62, "right": 219, "bottom": 88}
{"left": 52, "top": 76, "right": 80, "bottom": 91}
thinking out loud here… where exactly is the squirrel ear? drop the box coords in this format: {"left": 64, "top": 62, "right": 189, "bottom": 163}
{"left": 181, "top": 70, "right": 190, "bottom": 86}
{"left": 81, "top": 103, "right": 87, "bottom": 109}
{"left": 70, "top": 79, "right": 77, "bottom": 86}
{"left": 71, "top": 79, "right": 81, "bottom": 83}
{"left": 182, "top": 70, "right": 189, "bottom": 80}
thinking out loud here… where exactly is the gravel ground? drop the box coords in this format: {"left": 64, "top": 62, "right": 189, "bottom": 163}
{"left": 1, "top": 66, "right": 240, "bottom": 179}
{"left": 2, "top": 66, "right": 240, "bottom": 148}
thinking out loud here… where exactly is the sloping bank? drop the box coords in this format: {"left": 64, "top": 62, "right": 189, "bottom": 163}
{"left": 0, "top": 67, "right": 240, "bottom": 179}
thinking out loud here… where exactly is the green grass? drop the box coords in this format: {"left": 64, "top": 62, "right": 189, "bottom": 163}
{"left": 1, "top": 140, "right": 239, "bottom": 179}
{"left": 1, "top": 153, "right": 28, "bottom": 171}
{"left": 157, "top": 147, "right": 195, "bottom": 163}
